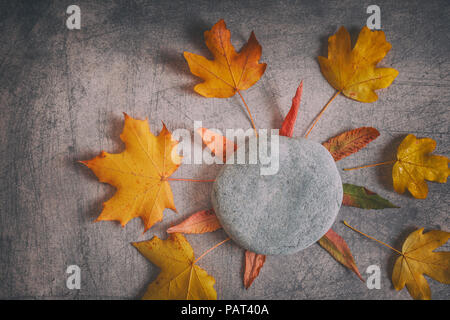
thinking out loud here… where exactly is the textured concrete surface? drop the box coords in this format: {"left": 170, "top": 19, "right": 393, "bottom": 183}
{"left": 212, "top": 136, "right": 342, "bottom": 255}
{"left": 0, "top": 0, "right": 449, "bottom": 299}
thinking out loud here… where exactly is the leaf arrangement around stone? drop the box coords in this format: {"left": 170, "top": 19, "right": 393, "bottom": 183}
{"left": 79, "top": 19, "right": 449, "bottom": 300}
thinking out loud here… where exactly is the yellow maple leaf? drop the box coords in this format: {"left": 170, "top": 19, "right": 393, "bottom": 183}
{"left": 133, "top": 233, "right": 217, "bottom": 300}
{"left": 318, "top": 26, "right": 399, "bottom": 102}
{"left": 81, "top": 113, "right": 182, "bottom": 232}
{"left": 393, "top": 134, "right": 449, "bottom": 199}
{"left": 392, "top": 228, "right": 450, "bottom": 300}
{"left": 345, "top": 221, "right": 450, "bottom": 300}
{"left": 184, "top": 19, "right": 266, "bottom": 98}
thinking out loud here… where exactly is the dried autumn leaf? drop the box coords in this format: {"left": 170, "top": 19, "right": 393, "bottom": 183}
{"left": 184, "top": 19, "right": 266, "bottom": 98}
{"left": 318, "top": 229, "right": 363, "bottom": 281}
{"left": 318, "top": 26, "right": 398, "bottom": 102}
{"left": 133, "top": 233, "right": 217, "bottom": 300}
{"left": 392, "top": 228, "right": 450, "bottom": 300}
{"left": 197, "top": 128, "right": 237, "bottom": 163}
{"left": 342, "top": 183, "right": 398, "bottom": 209}
{"left": 167, "top": 209, "right": 222, "bottom": 234}
{"left": 279, "top": 81, "right": 303, "bottom": 138}
{"left": 322, "top": 127, "right": 380, "bottom": 161}
{"left": 244, "top": 250, "right": 266, "bottom": 289}
{"left": 80, "top": 113, "right": 181, "bottom": 232}
{"left": 393, "top": 134, "right": 449, "bottom": 199}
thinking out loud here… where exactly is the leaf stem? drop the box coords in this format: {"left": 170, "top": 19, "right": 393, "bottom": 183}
{"left": 194, "top": 237, "right": 231, "bottom": 264}
{"left": 343, "top": 221, "right": 402, "bottom": 255}
{"left": 166, "top": 178, "right": 215, "bottom": 182}
{"left": 305, "top": 90, "right": 340, "bottom": 138}
{"left": 237, "top": 89, "right": 258, "bottom": 138}
{"left": 343, "top": 160, "right": 395, "bottom": 171}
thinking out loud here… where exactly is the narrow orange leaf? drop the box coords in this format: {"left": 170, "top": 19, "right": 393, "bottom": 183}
{"left": 244, "top": 250, "right": 266, "bottom": 289}
{"left": 197, "top": 127, "right": 237, "bottom": 163}
{"left": 167, "top": 209, "right": 222, "bottom": 234}
{"left": 322, "top": 127, "right": 380, "bottom": 161}
{"left": 318, "top": 228, "right": 363, "bottom": 282}
{"left": 280, "top": 81, "right": 303, "bottom": 138}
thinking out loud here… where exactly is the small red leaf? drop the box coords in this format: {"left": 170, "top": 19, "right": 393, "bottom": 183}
{"left": 167, "top": 209, "right": 222, "bottom": 234}
{"left": 322, "top": 127, "right": 380, "bottom": 161}
{"left": 280, "top": 81, "right": 303, "bottom": 138}
{"left": 318, "top": 228, "right": 363, "bottom": 282}
{"left": 243, "top": 250, "right": 266, "bottom": 289}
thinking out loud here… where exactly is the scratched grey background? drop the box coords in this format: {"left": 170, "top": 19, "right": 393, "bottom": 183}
{"left": 0, "top": 0, "right": 449, "bottom": 300}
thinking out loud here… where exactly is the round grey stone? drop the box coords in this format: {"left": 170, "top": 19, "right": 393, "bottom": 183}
{"left": 211, "top": 136, "right": 343, "bottom": 255}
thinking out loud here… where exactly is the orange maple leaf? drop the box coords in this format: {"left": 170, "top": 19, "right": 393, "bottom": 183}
{"left": 184, "top": 19, "right": 266, "bottom": 98}
{"left": 81, "top": 113, "right": 182, "bottom": 232}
